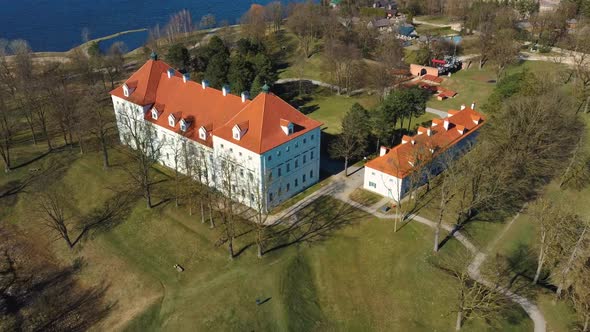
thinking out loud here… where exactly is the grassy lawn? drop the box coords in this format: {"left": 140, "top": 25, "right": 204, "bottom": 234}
{"left": 278, "top": 53, "right": 325, "bottom": 82}
{"left": 426, "top": 60, "right": 567, "bottom": 112}
{"left": 349, "top": 188, "right": 383, "bottom": 206}
{"left": 270, "top": 177, "right": 332, "bottom": 214}
{"left": 0, "top": 145, "right": 535, "bottom": 331}
{"left": 414, "top": 15, "right": 454, "bottom": 25}
{"left": 301, "top": 89, "right": 381, "bottom": 135}
{"left": 415, "top": 25, "right": 457, "bottom": 36}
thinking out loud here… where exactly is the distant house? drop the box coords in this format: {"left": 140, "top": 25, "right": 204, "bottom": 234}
{"left": 330, "top": 0, "right": 342, "bottom": 8}
{"left": 396, "top": 24, "right": 418, "bottom": 40}
{"left": 368, "top": 18, "right": 393, "bottom": 32}
{"left": 539, "top": 0, "right": 560, "bottom": 12}
{"left": 373, "top": 0, "right": 397, "bottom": 10}
{"left": 363, "top": 106, "right": 484, "bottom": 201}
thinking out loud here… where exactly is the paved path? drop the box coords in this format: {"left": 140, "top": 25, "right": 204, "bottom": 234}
{"left": 274, "top": 78, "right": 366, "bottom": 95}
{"left": 268, "top": 167, "right": 546, "bottom": 332}
{"left": 425, "top": 107, "right": 447, "bottom": 118}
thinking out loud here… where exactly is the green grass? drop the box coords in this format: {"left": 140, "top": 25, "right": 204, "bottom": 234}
{"left": 415, "top": 25, "right": 456, "bottom": 36}
{"left": 349, "top": 188, "right": 383, "bottom": 206}
{"left": 2, "top": 146, "right": 534, "bottom": 331}
{"left": 302, "top": 90, "right": 381, "bottom": 134}
{"left": 414, "top": 15, "right": 454, "bottom": 25}
{"left": 426, "top": 60, "right": 567, "bottom": 113}
{"left": 278, "top": 53, "right": 325, "bottom": 81}
{"left": 270, "top": 177, "right": 332, "bottom": 214}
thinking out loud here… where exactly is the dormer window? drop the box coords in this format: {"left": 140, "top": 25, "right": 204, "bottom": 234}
{"left": 232, "top": 125, "right": 242, "bottom": 140}
{"left": 199, "top": 126, "right": 208, "bottom": 140}
{"left": 168, "top": 114, "right": 176, "bottom": 127}
{"left": 232, "top": 122, "right": 248, "bottom": 141}
{"left": 122, "top": 81, "right": 136, "bottom": 97}
{"left": 280, "top": 119, "right": 294, "bottom": 135}
{"left": 180, "top": 119, "right": 190, "bottom": 132}
{"left": 151, "top": 108, "right": 159, "bottom": 120}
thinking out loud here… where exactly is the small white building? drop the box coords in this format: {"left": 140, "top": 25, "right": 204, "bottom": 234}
{"left": 110, "top": 55, "right": 322, "bottom": 210}
{"left": 363, "top": 106, "right": 485, "bottom": 202}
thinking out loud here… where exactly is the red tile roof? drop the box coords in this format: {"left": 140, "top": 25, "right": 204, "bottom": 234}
{"left": 213, "top": 92, "right": 323, "bottom": 154}
{"left": 111, "top": 59, "right": 321, "bottom": 152}
{"left": 365, "top": 107, "right": 485, "bottom": 178}
{"left": 422, "top": 74, "right": 444, "bottom": 83}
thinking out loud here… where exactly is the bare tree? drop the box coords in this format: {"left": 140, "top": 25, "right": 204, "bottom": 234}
{"left": 102, "top": 42, "right": 126, "bottom": 90}
{"left": 241, "top": 4, "right": 267, "bottom": 41}
{"left": 432, "top": 254, "right": 510, "bottom": 331}
{"left": 287, "top": 2, "right": 322, "bottom": 58}
{"left": 117, "top": 110, "right": 164, "bottom": 209}
{"left": 528, "top": 199, "right": 562, "bottom": 284}
{"left": 164, "top": 9, "right": 194, "bottom": 43}
{"left": 79, "top": 86, "right": 115, "bottom": 169}
{"left": 0, "top": 91, "right": 15, "bottom": 172}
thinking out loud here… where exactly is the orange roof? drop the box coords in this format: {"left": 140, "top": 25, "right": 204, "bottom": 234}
{"left": 365, "top": 107, "right": 485, "bottom": 178}
{"left": 422, "top": 75, "right": 444, "bottom": 83}
{"left": 111, "top": 59, "right": 320, "bottom": 151}
{"left": 213, "top": 92, "right": 323, "bottom": 154}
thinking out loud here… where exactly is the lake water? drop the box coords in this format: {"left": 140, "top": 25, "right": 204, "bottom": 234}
{"left": 0, "top": 0, "right": 299, "bottom": 52}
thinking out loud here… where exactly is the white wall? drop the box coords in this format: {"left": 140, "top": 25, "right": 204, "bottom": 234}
{"left": 112, "top": 96, "right": 322, "bottom": 210}
{"left": 363, "top": 167, "right": 407, "bottom": 201}
{"left": 260, "top": 127, "right": 321, "bottom": 207}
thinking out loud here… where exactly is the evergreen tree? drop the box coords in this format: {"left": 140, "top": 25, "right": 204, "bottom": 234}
{"left": 205, "top": 54, "right": 229, "bottom": 89}
{"left": 228, "top": 55, "right": 255, "bottom": 94}
{"left": 167, "top": 43, "right": 190, "bottom": 70}
{"left": 251, "top": 75, "right": 263, "bottom": 96}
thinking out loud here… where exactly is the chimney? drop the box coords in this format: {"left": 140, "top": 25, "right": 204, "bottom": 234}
{"left": 379, "top": 146, "right": 388, "bottom": 157}
{"left": 182, "top": 73, "right": 190, "bottom": 83}
{"left": 460, "top": 104, "right": 466, "bottom": 110}
{"left": 167, "top": 68, "right": 175, "bottom": 78}
{"left": 443, "top": 120, "right": 449, "bottom": 130}
{"left": 222, "top": 85, "right": 230, "bottom": 96}
{"left": 241, "top": 91, "right": 249, "bottom": 103}
{"left": 201, "top": 80, "right": 210, "bottom": 89}
{"left": 427, "top": 128, "right": 432, "bottom": 136}
{"left": 471, "top": 102, "right": 476, "bottom": 110}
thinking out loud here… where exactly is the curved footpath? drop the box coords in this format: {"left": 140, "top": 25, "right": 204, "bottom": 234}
{"left": 268, "top": 167, "right": 546, "bottom": 332}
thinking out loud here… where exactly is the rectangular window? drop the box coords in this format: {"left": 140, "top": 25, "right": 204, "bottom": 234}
{"left": 295, "top": 142, "right": 299, "bottom": 148}
{"left": 302, "top": 174, "right": 306, "bottom": 183}
{"left": 286, "top": 162, "right": 290, "bottom": 172}
{"left": 369, "top": 182, "right": 377, "bottom": 188}
{"left": 239, "top": 152, "right": 242, "bottom": 157}
{"left": 303, "top": 155, "right": 307, "bottom": 163}
{"left": 311, "top": 134, "right": 315, "bottom": 140}
{"left": 295, "top": 179, "right": 299, "bottom": 187}
{"left": 230, "top": 148, "right": 233, "bottom": 153}
{"left": 286, "top": 146, "right": 290, "bottom": 152}
{"left": 269, "top": 170, "right": 273, "bottom": 181}
{"left": 240, "top": 169, "right": 244, "bottom": 177}
{"left": 269, "top": 192, "right": 274, "bottom": 202}
{"left": 303, "top": 138, "right": 307, "bottom": 144}
{"left": 250, "top": 193, "right": 255, "bottom": 202}
{"left": 310, "top": 170, "right": 313, "bottom": 178}
{"left": 277, "top": 150, "right": 281, "bottom": 157}
{"left": 221, "top": 144, "right": 224, "bottom": 149}
{"left": 278, "top": 167, "right": 282, "bottom": 177}
{"left": 287, "top": 183, "right": 290, "bottom": 191}
{"left": 311, "top": 150, "right": 314, "bottom": 160}
{"left": 295, "top": 159, "right": 299, "bottom": 168}
{"left": 268, "top": 155, "right": 272, "bottom": 161}
{"left": 241, "top": 189, "right": 245, "bottom": 197}
{"left": 249, "top": 172, "right": 253, "bottom": 180}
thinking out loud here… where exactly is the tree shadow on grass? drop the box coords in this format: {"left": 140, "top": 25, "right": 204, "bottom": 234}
{"left": 263, "top": 195, "right": 365, "bottom": 255}
{"left": 0, "top": 227, "right": 115, "bottom": 331}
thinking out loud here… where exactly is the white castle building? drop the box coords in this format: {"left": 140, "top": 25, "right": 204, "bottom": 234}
{"left": 110, "top": 54, "right": 322, "bottom": 209}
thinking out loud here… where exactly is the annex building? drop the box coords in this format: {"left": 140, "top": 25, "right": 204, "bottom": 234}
{"left": 110, "top": 54, "right": 322, "bottom": 209}
{"left": 363, "top": 106, "right": 485, "bottom": 201}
